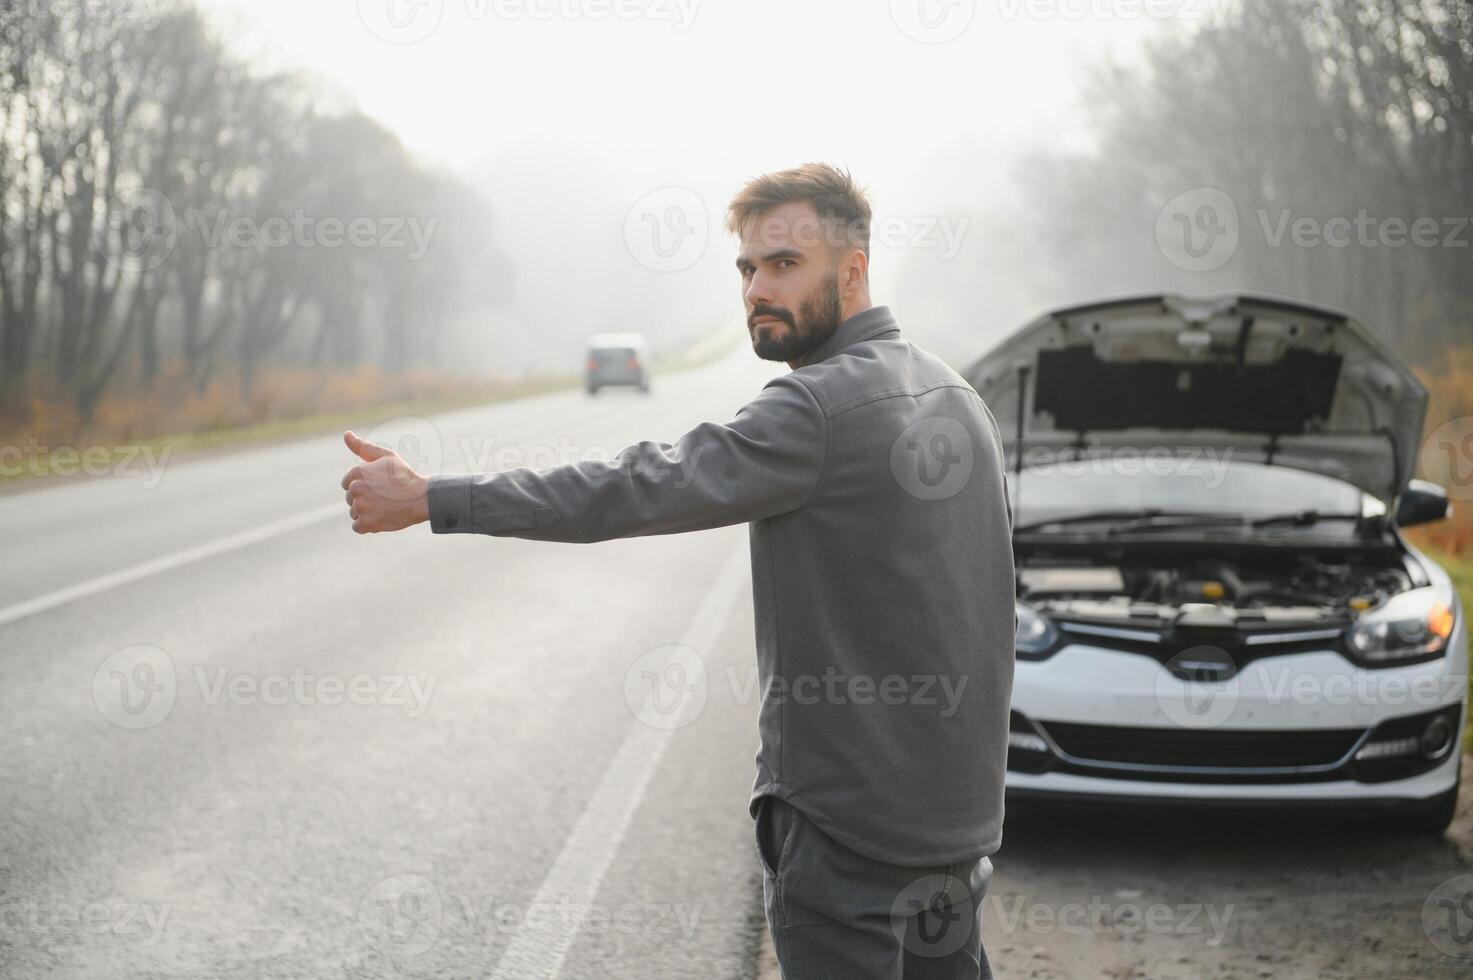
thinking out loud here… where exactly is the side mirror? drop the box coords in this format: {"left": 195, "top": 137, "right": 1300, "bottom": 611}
{"left": 1396, "top": 479, "right": 1451, "bottom": 528}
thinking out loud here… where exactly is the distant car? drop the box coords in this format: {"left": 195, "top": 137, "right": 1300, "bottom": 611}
{"left": 965, "top": 293, "right": 1465, "bottom": 833}
{"left": 586, "top": 333, "right": 651, "bottom": 395}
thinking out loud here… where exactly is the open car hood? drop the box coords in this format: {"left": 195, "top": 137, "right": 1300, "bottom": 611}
{"left": 962, "top": 294, "right": 1428, "bottom": 503}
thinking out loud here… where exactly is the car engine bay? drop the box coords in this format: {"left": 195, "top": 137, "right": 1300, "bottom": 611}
{"left": 1016, "top": 547, "right": 1421, "bottom": 629}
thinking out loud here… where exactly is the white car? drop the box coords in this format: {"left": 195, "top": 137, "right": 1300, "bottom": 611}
{"left": 965, "top": 294, "right": 1466, "bottom": 833}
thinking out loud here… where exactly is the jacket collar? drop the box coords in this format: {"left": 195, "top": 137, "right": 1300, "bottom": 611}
{"left": 798, "top": 305, "right": 900, "bottom": 367}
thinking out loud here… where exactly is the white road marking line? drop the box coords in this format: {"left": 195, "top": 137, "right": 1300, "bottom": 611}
{"left": 0, "top": 396, "right": 676, "bottom": 630}
{"left": 0, "top": 370, "right": 736, "bottom": 631}
{"left": 0, "top": 503, "right": 342, "bottom": 627}
{"left": 487, "top": 543, "right": 750, "bottom": 980}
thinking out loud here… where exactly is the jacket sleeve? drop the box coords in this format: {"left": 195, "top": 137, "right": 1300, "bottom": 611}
{"left": 425, "top": 373, "right": 828, "bottom": 543}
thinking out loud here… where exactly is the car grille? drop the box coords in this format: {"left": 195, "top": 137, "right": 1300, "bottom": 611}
{"left": 1038, "top": 721, "right": 1364, "bottom": 771}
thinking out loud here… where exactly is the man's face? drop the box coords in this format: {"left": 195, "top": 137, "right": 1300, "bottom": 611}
{"left": 735, "top": 201, "right": 847, "bottom": 364}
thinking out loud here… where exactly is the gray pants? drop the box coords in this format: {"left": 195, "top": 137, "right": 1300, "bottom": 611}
{"left": 756, "top": 795, "right": 995, "bottom": 979}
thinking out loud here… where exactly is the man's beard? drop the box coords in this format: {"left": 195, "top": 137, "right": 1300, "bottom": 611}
{"left": 748, "top": 271, "right": 844, "bottom": 364}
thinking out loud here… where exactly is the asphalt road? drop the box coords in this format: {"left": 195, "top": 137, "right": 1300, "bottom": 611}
{"left": 0, "top": 340, "right": 780, "bottom": 979}
{"left": 976, "top": 760, "right": 1473, "bottom": 979}
{"left": 10, "top": 339, "right": 1473, "bottom": 980}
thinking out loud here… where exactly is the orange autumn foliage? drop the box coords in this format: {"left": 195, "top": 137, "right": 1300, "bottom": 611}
{"left": 1406, "top": 346, "right": 1473, "bottom": 558}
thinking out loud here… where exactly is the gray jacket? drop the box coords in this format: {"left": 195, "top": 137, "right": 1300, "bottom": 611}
{"left": 426, "top": 304, "right": 1016, "bottom": 866}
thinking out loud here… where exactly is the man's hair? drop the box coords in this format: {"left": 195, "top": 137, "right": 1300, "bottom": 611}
{"left": 725, "top": 162, "right": 872, "bottom": 262}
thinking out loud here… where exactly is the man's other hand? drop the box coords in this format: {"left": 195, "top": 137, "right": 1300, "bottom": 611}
{"left": 341, "top": 430, "right": 431, "bottom": 534}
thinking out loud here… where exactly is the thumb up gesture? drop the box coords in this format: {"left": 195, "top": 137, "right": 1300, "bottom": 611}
{"left": 340, "top": 430, "right": 431, "bottom": 534}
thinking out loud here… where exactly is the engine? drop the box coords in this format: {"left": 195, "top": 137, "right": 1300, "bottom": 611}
{"left": 1016, "top": 552, "right": 1414, "bottom": 628}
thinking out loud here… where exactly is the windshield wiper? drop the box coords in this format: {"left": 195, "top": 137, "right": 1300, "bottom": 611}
{"left": 1248, "top": 509, "right": 1365, "bottom": 528}
{"left": 1105, "top": 510, "right": 1366, "bottom": 534}
{"left": 1014, "top": 508, "right": 1207, "bottom": 534}
{"left": 1016, "top": 509, "right": 1368, "bottom": 536}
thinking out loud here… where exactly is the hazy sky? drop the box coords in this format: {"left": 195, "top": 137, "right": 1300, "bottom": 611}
{"left": 193, "top": 0, "right": 1186, "bottom": 182}
{"left": 187, "top": 0, "right": 1206, "bottom": 369}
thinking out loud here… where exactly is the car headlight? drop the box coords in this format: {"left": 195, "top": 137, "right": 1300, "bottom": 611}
{"left": 1016, "top": 602, "right": 1057, "bottom": 657}
{"left": 1346, "top": 585, "right": 1457, "bottom": 664}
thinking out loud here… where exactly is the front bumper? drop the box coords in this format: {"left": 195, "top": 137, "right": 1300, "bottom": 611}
{"left": 1007, "top": 635, "right": 1467, "bottom": 805}
{"left": 1006, "top": 750, "right": 1460, "bottom": 807}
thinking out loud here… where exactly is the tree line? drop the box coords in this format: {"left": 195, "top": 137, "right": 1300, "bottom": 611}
{"left": 1019, "top": 0, "right": 1471, "bottom": 360}
{"left": 0, "top": 1, "right": 505, "bottom": 423}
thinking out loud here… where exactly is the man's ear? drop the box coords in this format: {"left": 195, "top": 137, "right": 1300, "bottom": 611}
{"left": 841, "top": 247, "right": 868, "bottom": 293}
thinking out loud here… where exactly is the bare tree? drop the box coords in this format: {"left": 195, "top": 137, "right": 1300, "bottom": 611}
{"left": 0, "top": 0, "right": 508, "bottom": 429}
{"left": 1015, "top": 0, "right": 1473, "bottom": 359}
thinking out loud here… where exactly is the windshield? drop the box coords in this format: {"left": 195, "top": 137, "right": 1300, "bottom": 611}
{"left": 1007, "top": 460, "right": 1381, "bottom": 538}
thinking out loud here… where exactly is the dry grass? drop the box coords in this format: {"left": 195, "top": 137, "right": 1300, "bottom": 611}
{"left": 0, "top": 361, "right": 585, "bottom": 484}
{"left": 0, "top": 330, "right": 738, "bottom": 482}
{"left": 4, "top": 361, "right": 529, "bottom": 450}
{"left": 1400, "top": 346, "right": 1473, "bottom": 750}
{"left": 1406, "top": 345, "right": 1473, "bottom": 559}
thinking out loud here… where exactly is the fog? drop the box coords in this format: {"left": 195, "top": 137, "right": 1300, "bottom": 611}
{"left": 4, "top": 6, "right": 1472, "bottom": 978}
{"left": 191, "top": 0, "right": 1186, "bottom": 373}
{"left": 1, "top": 0, "right": 1466, "bottom": 424}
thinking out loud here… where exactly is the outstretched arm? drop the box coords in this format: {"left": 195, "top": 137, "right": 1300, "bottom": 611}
{"left": 340, "top": 373, "right": 829, "bottom": 541}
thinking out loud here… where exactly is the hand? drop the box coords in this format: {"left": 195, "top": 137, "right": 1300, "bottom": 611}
{"left": 340, "top": 430, "right": 431, "bottom": 534}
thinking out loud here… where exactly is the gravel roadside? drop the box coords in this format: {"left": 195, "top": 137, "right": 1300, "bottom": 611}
{"left": 756, "top": 751, "right": 1473, "bottom": 978}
